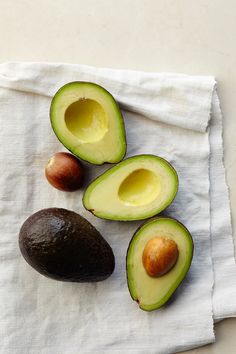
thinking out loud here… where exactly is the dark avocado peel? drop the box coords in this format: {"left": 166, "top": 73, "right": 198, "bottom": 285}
{"left": 19, "top": 208, "right": 115, "bottom": 282}
{"left": 126, "top": 217, "right": 193, "bottom": 311}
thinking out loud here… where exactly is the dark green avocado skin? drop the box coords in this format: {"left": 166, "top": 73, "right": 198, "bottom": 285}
{"left": 19, "top": 208, "right": 115, "bottom": 282}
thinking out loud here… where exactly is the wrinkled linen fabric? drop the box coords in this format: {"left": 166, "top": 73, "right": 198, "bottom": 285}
{"left": 0, "top": 62, "right": 236, "bottom": 354}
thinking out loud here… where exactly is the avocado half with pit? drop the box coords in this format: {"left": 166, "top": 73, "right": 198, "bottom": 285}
{"left": 126, "top": 217, "right": 193, "bottom": 311}
{"left": 83, "top": 155, "right": 178, "bottom": 221}
{"left": 50, "top": 82, "right": 126, "bottom": 165}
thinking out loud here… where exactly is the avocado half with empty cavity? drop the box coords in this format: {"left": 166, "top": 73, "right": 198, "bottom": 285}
{"left": 50, "top": 82, "right": 126, "bottom": 165}
{"left": 126, "top": 217, "right": 193, "bottom": 311}
{"left": 83, "top": 155, "right": 178, "bottom": 221}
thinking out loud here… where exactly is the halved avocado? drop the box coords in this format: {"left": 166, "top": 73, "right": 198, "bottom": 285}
{"left": 83, "top": 155, "right": 178, "bottom": 221}
{"left": 50, "top": 82, "right": 126, "bottom": 165}
{"left": 126, "top": 217, "right": 193, "bottom": 311}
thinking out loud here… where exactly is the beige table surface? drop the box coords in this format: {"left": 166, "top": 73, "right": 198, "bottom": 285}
{"left": 1, "top": 1, "right": 236, "bottom": 353}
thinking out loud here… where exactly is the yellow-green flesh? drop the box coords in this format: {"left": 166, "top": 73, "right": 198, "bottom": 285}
{"left": 83, "top": 155, "right": 178, "bottom": 221}
{"left": 127, "top": 218, "right": 193, "bottom": 311}
{"left": 50, "top": 82, "right": 126, "bottom": 164}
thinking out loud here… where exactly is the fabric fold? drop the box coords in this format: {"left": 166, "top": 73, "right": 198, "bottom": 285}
{"left": 0, "top": 62, "right": 215, "bottom": 132}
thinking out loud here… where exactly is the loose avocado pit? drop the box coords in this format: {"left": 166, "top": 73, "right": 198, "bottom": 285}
{"left": 126, "top": 218, "right": 193, "bottom": 311}
{"left": 83, "top": 154, "right": 178, "bottom": 221}
{"left": 142, "top": 236, "right": 179, "bottom": 277}
{"left": 45, "top": 152, "right": 84, "bottom": 191}
{"left": 50, "top": 82, "right": 126, "bottom": 165}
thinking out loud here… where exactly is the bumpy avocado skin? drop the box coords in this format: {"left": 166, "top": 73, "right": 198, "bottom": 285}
{"left": 19, "top": 208, "right": 115, "bottom": 282}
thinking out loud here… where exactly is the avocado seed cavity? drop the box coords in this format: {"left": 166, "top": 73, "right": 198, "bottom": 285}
{"left": 142, "top": 236, "right": 179, "bottom": 277}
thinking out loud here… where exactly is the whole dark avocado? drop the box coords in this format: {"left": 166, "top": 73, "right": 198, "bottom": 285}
{"left": 19, "top": 208, "right": 115, "bottom": 282}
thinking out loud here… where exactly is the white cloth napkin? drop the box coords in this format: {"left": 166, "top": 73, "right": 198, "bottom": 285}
{"left": 1, "top": 62, "right": 236, "bottom": 354}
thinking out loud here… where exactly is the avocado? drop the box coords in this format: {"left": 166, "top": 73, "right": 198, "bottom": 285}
{"left": 83, "top": 154, "right": 178, "bottom": 221}
{"left": 19, "top": 208, "right": 115, "bottom": 282}
{"left": 126, "top": 217, "right": 193, "bottom": 311}
{"left": 50, "top": 82, "right": 126, "bottom": 165}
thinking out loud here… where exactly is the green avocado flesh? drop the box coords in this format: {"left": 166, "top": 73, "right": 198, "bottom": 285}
{"left": 126, "top": 218, "right": 193, "bottom": 311}
{"left": 50, "top": 82, "right": 126, "bottom": 165}
{"left": 19, "top": 208, "right": 115, "bottom": 282}
{"left": 83, "top": 155, "right": 178, "bottom": 221}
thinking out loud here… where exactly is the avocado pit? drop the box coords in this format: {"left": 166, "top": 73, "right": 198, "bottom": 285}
{"left": 45, "top": 152, "right": 84, "bottom": 191}
{"left": 142, "top": 236, "right": 179, "bottom": 277}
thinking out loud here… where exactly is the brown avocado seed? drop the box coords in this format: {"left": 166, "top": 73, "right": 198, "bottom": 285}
{"left": 45, "top": 152, "right": 84, "bottom": 191}
{"left": 142, "top": 236, "right": 179, "bottom": 277}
